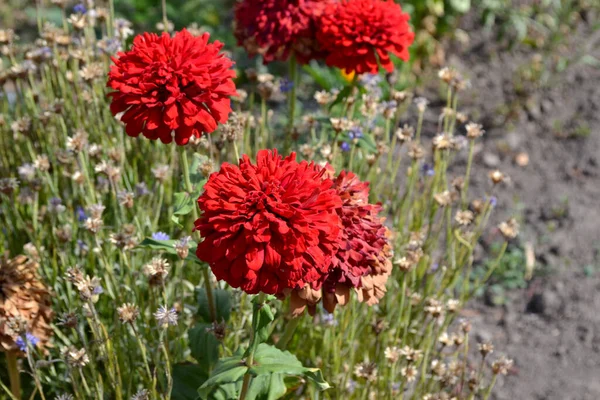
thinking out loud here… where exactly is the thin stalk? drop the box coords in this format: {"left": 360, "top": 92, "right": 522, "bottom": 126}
{"left": 462, "top": 140, "right": 475, "bottom": 208}
{"left": 284, "top": 55, "right": 298, "bottom": 153}
{"left": 275, "top": 317, "right": 302, "bottom": 350}
{"left": 6, "top": 352, "right": 20, "bottom": 400}
{"left": 179, "top": 146, "right": 217, "bottom": 322}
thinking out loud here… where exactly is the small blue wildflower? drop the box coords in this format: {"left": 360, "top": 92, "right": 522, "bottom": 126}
{"left": 340, "top": 142, "right": 351, "bottom": 152}
{"left": 348, "top": 126, "right": 363, "bottom": 140}
{"left": 279, "top": 78, "right": 294, "bottom": 93}
{"left": 135, "top": 182, "right": 150, "bottom": 197}
{"left": 76, "top": 206, "right": 87, "bottom": 222}
{"left": 322, "top": 313, "right": 338, "bottom": 326}
{"left": 429, "top": 263, "right": 439, "bottom": 273}
{"left": 152, "top": 232, "right": 170, "bottom": 241}
{"left": 73, "top": 3, "right": 87, "bottom": 14}
{"left": 489, "top": 196, "right": 498, "bottom": 207}
{"left": 15, "top": 333, "right": 39, "bottom": 352}
{"left": 76, "top": 239, "right": 89, "bottom": 254}
{"left": 421, "top": 163, "right": 434, "bottom": 177}
{"left": 346, "top": 379, "right": 357, "bottom": 394}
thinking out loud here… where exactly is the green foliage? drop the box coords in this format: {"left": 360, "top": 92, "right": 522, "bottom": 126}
{"left": 198, "top": 344, "right": 329, "bottom": 400}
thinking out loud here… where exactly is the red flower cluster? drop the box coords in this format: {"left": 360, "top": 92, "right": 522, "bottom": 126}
{"left": 195, "top": 150, "right": 342, "bottom": 295}
{"left": 107, "top": 29, "right": 236, "bottom": 145}
{"left": 317, "top": 0, "right": 414, "bottom": 74}
{"left": 234, "top": 0, "right": 332, "bottom": 64}
{"left": 291, "top": 170, "right": 392, "bottom": 315}
{"left": 195, "top": 150, "right": 393, "bottom": 313}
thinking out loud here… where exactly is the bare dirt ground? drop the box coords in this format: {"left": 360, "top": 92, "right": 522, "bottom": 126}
{"left": 434, "top": 9, "right": 600, "bottom": 400}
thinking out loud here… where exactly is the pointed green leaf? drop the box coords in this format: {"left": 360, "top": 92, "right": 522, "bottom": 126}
{"left": 138, "top": 238, "right": 201, "bottom": 264}
{"left": 172, "top": 363, "right": 208, "bottom": 400}
{"left": 189, "top": 323, "right": 220, "bottom": 371}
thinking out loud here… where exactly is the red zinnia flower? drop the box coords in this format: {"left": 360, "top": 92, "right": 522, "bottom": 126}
{"left": 107, "top": 29, "right": 236, "bottom": 145}
{"left": 234, "top": 0, "right": 332, "bottom": 64}
{"left": 195, "top": 150, "right": 342, "bottom": 295}
{"left": 290, "top": 171, "right": 393, "bottom": 316}
{"left": 317, "top": 0, "right": 415, "bottom": 74}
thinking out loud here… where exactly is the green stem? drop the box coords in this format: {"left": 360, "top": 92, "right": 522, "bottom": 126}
{"left": 462, "top": 140, "right": 475, "bottom": 208}
{"left": 284, "top": 55, "right": 298, "bottom": 154}
{"left": 179, "top": 146, "right": 218, "bottom": 322}
{"left": 275, "top": 316, "right": 302, "bottom": 350}
{"left": 6, "top": 352, "right": 20, "bottom": 400}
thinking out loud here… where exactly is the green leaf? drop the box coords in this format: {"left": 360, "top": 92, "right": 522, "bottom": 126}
{"left": 250, "top": 301, "right": 275, "bottom": 348}
{"left": 172, "top": 363, "right": 208, "bottom": 400}
{"left": 197, "top": 288, "right": 232, "bottom": 322}
{"left": 245, "top": 373, "right": 287, "bottom": 400}
{"left": 251, "top": 344, "right": 331, "bottom": 391}
{"left": 173, "top": 191, "right": 196, "bottom": 217}
{"left": 189, "top": 323, "right": 220, "bottom": 371}
{"left": 138, "top": 238, "right": 202, "bottom": 264}
{"left": 197, "top": 354, "right": 248, "bottom": 400}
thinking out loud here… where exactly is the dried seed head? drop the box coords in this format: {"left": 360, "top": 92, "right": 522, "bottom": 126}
{"left": 492, "top": 356, "right": 514, "bottom": 375}
{"left": 414, "top": 97, "right": 429, "bottom": 113}
{"left": 438, "top": 67, "right": 457, "bottom": 84}
{"left": 438, "top": 332, "right": 451, "bottom": 347}
{"left": 498, "top": 218, "right": 519, "bottom": 240}
{"left": 455, "top": 210, "right": 474, "bottom": 226}
{"left": 489, "top": 170, "right": 505, "bottom": 185}
{"left": 395, "top": 124, "right": 414, "bottom": 143}
{"left": 174, "top": 236, "right": 191, "bottom": 260}
{"left": 199, "top": 159, "right": 214, "bottom": 177}
{"left": 408, "top": 144, "right": 425, "bottom": 160}
{"left": 143, "top": 257, "right": 170, "bottom": 286}
{"left": 400, "top": 346, "right": 423, "bottom": 363}
{"left": 63, "top": 346, "right": 89, "bottom": 367}
{"left": 465, "top": 122, "right": 484, "bottom": 139}
{"left": 34, "top": 155, "right": 50, "bottom": 172}
{"left": 117, "top": 190, "right": 135, "bottom": 208}
{"left": 459, "top": 319, "right": 472, "bottom": 333}
{"left": 58, "top": 312, "right": 78, "bottom": 329}
{"left": 75, "top": 275, "right": 103, "bottom": 302}
{"left": 424, "top": 298, "right": 444, "bottom": 319}
{"left": 117, "top": 303, "right": 139, "bottom": 323}
{"left": 401, "top": 365, "right": 418, "bottom": 382}
{"left": 478, "top": 342, "right": 494, "bottom": 358}
{"left": 433, "top": 133, "right": 452, "bottom": 151}
{"left": 384, "top": 346, "right": 401, "bottom": 363}
{"left": 446, "top": 299, "right": 460, "bottom": 313}
{"left": 354, "top": 362, "right": 378, "bottom": 382}
{"left": 151, "top": 165, "right": 170, "bottom": 183}
{"left": 434, "top": 191, "right": 452, "bottom": 207}
{"left": 431, "top": 359, "right": 446, "bottom": 376}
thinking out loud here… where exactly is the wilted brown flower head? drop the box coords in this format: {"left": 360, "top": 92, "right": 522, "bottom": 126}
{"left": 492, "top": 356, "right": 514, "bottom": 375}
{"left": 498, "top": 218, "right": 519, "bottom": 240}
{"left": 117, "top": 303, "right": 140, "bottom": 323}
{"left": 0, "top": 255, "right": 53, "bottom": 354}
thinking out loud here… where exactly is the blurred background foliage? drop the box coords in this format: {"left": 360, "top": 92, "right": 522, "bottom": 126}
{"left": 3, "top": 0, "right": 598, "bottom": 61}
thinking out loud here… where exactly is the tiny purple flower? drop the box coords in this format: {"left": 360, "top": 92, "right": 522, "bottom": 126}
{"left": 280, "top": 78, "right": 294, "bottom": 93}
{"left": 15, "top": 333, "right": 39, "bottom": 352}
{"left": 152, "top": 232, "right": 170, "bottom": 241}
{"left": 489, "top": 196, "right": 498, "bottom": 207}
{"left": 340, "top": 142, "right": 351, "bottom": 152}
{"left": 135, "top": 182, "right": 150, "bottom": 197}
{"left": 348, "top": 126, "right": 363, "bottom": 140}
{"left": 76, "top": 206, "right": 87, "bottom": 222}
{"left": 73, "top": 3, "right": 87, "bottom": 14}
{"left": 421, "top": 163, "right": 435, "bottom": 177}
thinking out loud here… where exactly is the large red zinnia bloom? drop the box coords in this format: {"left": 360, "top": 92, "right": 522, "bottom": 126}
{"left": 234, "top": 0, "right": 332, "bottom": 64}
{"left": 107, "top": 29, "right": 236, "bottom": 145}
{"left": 195, "top": 150, "right": 342, "bottom": 295}
{"left": 290, "top": 171, "right": 393, "bottom": 316}
{"left": 316, "top": 0, "right": 415, "bottom": 74}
